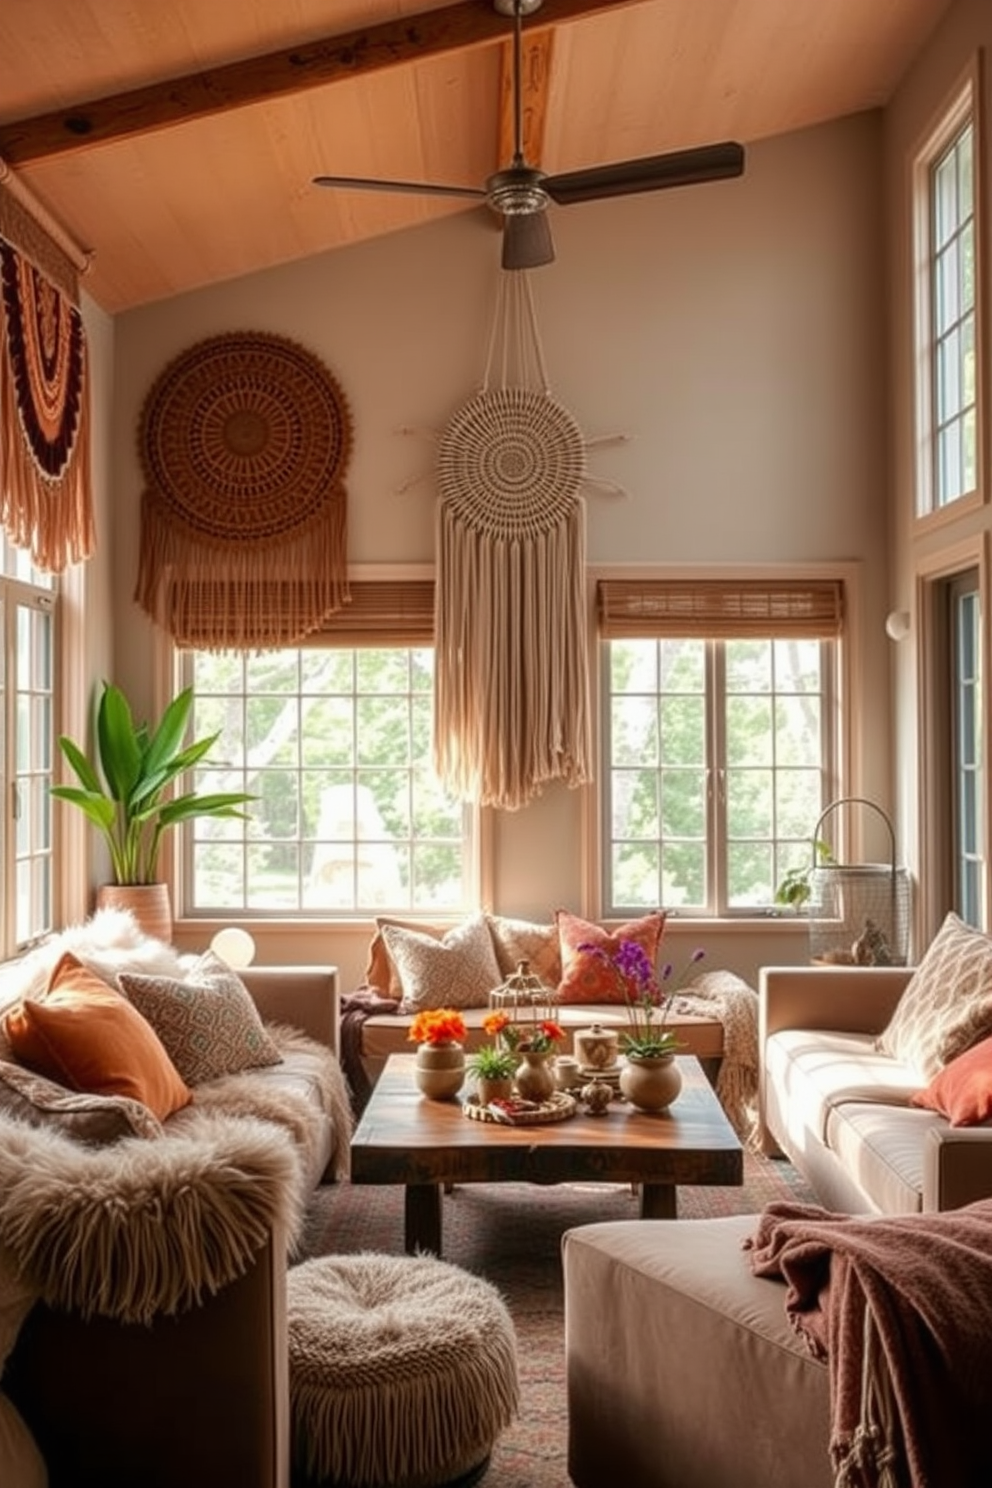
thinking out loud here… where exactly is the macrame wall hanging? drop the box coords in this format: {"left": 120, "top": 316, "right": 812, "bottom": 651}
{"left": 136, "top": 331, "right": 352, "bottom": 650}
{"left": 432, "top": 271, "right": 625, "bottom": 811}
{"left": 0, "top": 181, "right": 94, "bottom": 573}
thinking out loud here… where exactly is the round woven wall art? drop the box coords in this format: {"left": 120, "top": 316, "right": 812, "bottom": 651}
{"left": 136, "top": 331, "right": 352, "bottom": 649}
{"left": 139, "top": 331, "right": 351, "bottom": 544}
{"left": 436, "top": 387, "right": 586, "bottom": 540}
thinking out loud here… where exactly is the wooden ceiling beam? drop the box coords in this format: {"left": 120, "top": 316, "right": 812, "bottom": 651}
{"left": 0, "top": 0, "right": 643, "bottom": 167}
{"left": 497, "top": 27, "right": 555, "bottom": 169}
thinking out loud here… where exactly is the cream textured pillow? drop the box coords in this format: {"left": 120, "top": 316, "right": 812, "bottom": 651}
{"left": 118, "top": 950, "right": 283, "bottom": 1086}
{"left": 380, "top": 914, "right": 503, "bottom": 1012}
{"left": 487, "top": 914, "right": 561, "bottom": 988}
{"left": 876, "top": 912, "right": 992, "bottom": 1078}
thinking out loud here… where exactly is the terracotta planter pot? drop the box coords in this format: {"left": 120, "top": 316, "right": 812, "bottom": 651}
{"left": 96, "top": 883, "right": 173, "bottom": 944}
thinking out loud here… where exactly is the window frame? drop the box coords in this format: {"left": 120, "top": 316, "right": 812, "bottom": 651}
{"left": 589, "top": 566, "right": 855, "bottom": 924}
{"left": 165, "top": 569, "right": 485, "bottom": 926}
{"left": 912, "top": 61, "right": 985, "bottom": 527}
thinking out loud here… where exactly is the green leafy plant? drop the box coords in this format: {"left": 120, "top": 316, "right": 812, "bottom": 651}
{"left": 774, "top": 839, "right": 836, "bottom": 911}
{"left": 51, "top": 682, "right": 253, "bottom": 885}
{"left": 466, "top": 1044, "right": 518, "bottom": 1081}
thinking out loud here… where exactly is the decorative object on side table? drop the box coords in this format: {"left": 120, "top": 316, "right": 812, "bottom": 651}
{"left": 580, "top": 1078, "right": 614, "bottom": 1116}
{"left": 408, "top": 1009, "right": 467, "bottom": 1100}
{"left": 579, "top": 935, "right": 705, "bottom": 1113}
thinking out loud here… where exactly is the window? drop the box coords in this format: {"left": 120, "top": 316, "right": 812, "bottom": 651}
{"left": 950, "top": 572, "right": 984, "bottom": 926}
{"left": 915, "top": 81, "right": 980, "bottom": 517}
{"left": 598, "top": 578, "right": 842, "bottom": 917}
{"left": 177, "top": 581, "right": 476, "bottom": 917}
{"left": 0, "top": 533, "right": 56, "bottom": 958}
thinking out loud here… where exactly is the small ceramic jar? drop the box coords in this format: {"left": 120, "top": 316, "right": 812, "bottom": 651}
{"left": 580, "top": 1078, "right": 614, "bottom": 1116}
{"left": 554, "top": 1055, "right": 583, "bottom": 1092}
{"left": 574, "top": 1024, "right": 620, "bottom": 1072}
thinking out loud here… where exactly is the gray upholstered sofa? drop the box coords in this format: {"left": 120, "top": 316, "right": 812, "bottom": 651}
{"left": 0, "top": 962, "right": 345, "bottom": 1488}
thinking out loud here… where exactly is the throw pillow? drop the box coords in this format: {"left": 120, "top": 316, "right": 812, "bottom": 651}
{"left": 911, "top": 1035, "right": 992, "bottom": 1126}
{"left": 364, "top": 918, "right": 445, "bottom": 997}
{"left": 380, "top": 914, "right": 503, "bottom": 1013}
{"left": 1, "top": 952, "right": 191, "bottom": 1121}
{"left": 556, "top": 909, "right": 666, "bottom": 1005}
{"left": 0, "top": 1056, "right": 162, "bottom": 1144}
{"left": 876, "top": 912, "right": 992, "bottom": 1079}
{"left": 487, "top": 914, "right": 562, "bottom": 987}
{"left": 118, "top": 950, "right": 283, "bottom": 1086}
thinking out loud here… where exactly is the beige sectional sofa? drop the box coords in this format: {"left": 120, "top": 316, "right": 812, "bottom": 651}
{"left": 0, "top": 961, "right": 345, "bottom": 1488}
{"left": 759, "top": 961, "right": 992, "bottom": 1214}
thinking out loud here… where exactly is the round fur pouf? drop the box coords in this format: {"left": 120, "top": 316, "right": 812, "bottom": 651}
{"left": 287, "top": 1252, "right": 519, "bottom": 1488}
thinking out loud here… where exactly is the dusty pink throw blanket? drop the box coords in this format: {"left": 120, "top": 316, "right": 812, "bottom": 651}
{"left": 745, "top": 1199, "right": 992, "bottom": 1488}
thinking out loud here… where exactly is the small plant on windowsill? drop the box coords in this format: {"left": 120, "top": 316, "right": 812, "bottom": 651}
{"left": 774, "top": 839, "right": 836, "bottom": 913}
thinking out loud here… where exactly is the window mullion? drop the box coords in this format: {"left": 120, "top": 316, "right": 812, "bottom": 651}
{"left": 708, "top": 642, "right": 727, "bottom": 915}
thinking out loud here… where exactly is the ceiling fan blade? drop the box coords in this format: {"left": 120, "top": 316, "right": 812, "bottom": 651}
{"left": 502, "top": 211, "right": 555, "bottom": 271}
{"left": 544, "top": 141, "right": 745, "bottom": 206}
{"left": 313, "top": 174, "right": 486, "bottom": 201}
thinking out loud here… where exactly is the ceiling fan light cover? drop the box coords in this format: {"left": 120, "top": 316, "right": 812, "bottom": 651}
{"left": 502, "top": 212, "right": 555, "bottom": 270}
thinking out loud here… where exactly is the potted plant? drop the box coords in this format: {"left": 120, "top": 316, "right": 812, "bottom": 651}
{"left": 466, "top": 1041, "right": 519, "bottom": 1107}
{"left": 51, "top": 681, "right": 253, "bottom": 940}
{"left": 774, "top": 839, "right": 836, "bottom": 912}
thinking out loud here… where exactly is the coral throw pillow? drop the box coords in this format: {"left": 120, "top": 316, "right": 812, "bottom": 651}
{"left": 119, "top": 950, "right": 283, "bottom": 1086}
{"left": 911, "top": 1036, "right": 992, "bottom": 1127}
{"left": 556, "top": 910, "right": 666, "bottom": 1005}
{"left": 1, "top": 951, "right": 191, "bottom": 1121}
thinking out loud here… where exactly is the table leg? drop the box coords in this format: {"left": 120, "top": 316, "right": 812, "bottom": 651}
{"left": 640, "top": 1183, "right": 677, "bottom": 1219}
{"left": 405, "top": 1183, "right": 443, "bottom": 1254}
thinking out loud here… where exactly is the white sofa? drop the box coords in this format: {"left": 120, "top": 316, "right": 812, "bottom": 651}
{"left": 759, "top": 964, "right": 992, "bottom": 1213}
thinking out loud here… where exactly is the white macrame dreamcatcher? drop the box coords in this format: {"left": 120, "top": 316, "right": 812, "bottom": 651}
{"left": 429, "top": 271, "right": 625, "bottom": 810}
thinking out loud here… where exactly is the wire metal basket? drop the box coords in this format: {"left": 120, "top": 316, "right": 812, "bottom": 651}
{"left": 808, "top": 798, "right": 911, "bottom": 966}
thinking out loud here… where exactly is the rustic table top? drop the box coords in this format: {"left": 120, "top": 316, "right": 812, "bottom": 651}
{"left": 351, "top": 1052, "right": 743, "bottom": 1191}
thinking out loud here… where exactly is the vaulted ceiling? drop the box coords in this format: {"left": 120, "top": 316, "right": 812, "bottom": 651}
{"left": 0, "top": 0, "right": 953, "bottom": 313}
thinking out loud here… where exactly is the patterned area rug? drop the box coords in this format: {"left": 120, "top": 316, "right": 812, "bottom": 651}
{"left": 298, "top": 1154, "right": 815, "bottom": 1488}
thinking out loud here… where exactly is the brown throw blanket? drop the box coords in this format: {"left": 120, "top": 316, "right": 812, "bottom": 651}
{"left": 745, "top": 1199, "right": 992, "bottom": 1488}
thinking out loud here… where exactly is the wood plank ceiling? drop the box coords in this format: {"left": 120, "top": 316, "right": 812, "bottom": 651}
{"left": 0, "top": 0, "right": 953, "bottom": 312}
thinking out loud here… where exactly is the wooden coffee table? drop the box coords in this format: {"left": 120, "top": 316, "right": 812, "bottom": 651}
{"left": 350, "top": 1052, "right": 743, "bottom": 1254}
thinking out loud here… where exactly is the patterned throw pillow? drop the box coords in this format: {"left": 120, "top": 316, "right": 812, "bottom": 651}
{"left": 1, "top": 952, "right": 191, "bottom": 1121}
{"left": 911, "top": 1035, "right": 992, "bottom": 1126}
{"left": 487, "top": 914, "right": 562, "bottom": 987}
{"left": 365, "top": 919, "right": 445, "bottom": 997}
{"left": 876, "top": 912, "right": 992, "bottom": 1079}
{"left": 556, "top": 909, "right": 666, "bottom": 1005}
{"left": 119, "top": 950, "right": 283, "bottom": 1087}
{"left": 380, "top": 914, "right": 503, "bottom": 1013}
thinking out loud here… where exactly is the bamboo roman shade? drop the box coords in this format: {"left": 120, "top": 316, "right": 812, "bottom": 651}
{"left": 597, "top": 578, "right": 845, "bottom": 639}
{"left": 172, "top": 579, "right": 434, "bottom": 652}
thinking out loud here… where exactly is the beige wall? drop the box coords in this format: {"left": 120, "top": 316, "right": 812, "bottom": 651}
{"left": 883, "top": 0, "right": 991, "bottom": 943}
{"left": 103, "top": 110, "right": 891, "bottom": 987}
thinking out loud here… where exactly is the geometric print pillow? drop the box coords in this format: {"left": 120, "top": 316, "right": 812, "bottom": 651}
{"left": 379, "top": 913, "right": 503, "bottom": 1014}
{"left": 118, "top": 950, "right": 283, "bottom": 1087}
{"left": 876, "top": 912, "right": 992, "bottom": 1079}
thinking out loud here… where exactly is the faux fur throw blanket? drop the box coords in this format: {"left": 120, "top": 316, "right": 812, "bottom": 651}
{"left": 745, "top": 1199, "right": 992, "bottom": 1488}
{"left": 0, "top": 1108, "right": 302, "bottom": 1329}
{"left": 673, "top": 969, "right": 759, "bottom": 1144}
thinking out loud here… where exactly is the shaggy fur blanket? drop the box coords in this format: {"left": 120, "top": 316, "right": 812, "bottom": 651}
{"left": 0, "top": 1107, "right": 302, "bottom": 1327}
{"left": 746, "top": 1199, "right": 992, "bottom": 1488}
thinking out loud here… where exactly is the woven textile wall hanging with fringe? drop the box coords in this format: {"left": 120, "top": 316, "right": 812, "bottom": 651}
{"left": 136, "top": 331, "right": 352, "bottom": 650}
{"left": 434, "top": 272, "right": 592, "bottom": 811}
{"left": 0, "top": 230, "right": 94, "bottom": 573}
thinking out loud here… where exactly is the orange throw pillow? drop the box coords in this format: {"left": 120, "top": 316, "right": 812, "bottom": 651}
{"left": 556, "top": 909, "right": 666, "bottom": 1004}
{"left": 2, "top": 951, "right": 191, "bottom": 1121}
{"left": 911, "top": 1036, "right": 992, "bottom": 1127}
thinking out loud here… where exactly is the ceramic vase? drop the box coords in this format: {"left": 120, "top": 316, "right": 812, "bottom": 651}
{"left": 574, "top": 1024, "right": 620, "bottom": 1072}
{"left": 475, "top": 1074, "right": 515, "bottom": 1107}
{"left": 514, "top": 1049, "right": 557, "bottom": 1103}
{"left": 619, "top": 1053, "right": 683, "bottom": 1113}
{"left": 414, "top": 1042, "right": 466, "bottom": 1100}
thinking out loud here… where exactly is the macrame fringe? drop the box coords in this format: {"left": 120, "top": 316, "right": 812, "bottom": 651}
{"left": 433, "top": 495, "right": 591, "bottom": 809}
{"left": 135, "top": 487, "right": 349, "bottom": 650}
{"left": 0, "top": 244, "right": 94, "bottom": 572}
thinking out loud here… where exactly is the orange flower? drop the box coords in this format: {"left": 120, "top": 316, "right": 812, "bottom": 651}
{"left": 408, "top": 1008, "right": 467, "bottom": 1046}
{"left": 483, "top": 1010, "right": 511, "bottom": 1038}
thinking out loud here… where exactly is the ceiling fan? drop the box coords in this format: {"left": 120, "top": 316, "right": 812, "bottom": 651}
{"left": 313, "top": 0, "right": 745, "bottom": 270}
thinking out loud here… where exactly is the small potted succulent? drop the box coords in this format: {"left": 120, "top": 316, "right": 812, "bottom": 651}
{"left": 466, "top": 1042, "right": 519, "bottom": 1106}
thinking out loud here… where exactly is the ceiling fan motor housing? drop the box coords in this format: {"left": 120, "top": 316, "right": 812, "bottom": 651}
{"left": 487, "top": 166, "right": 550, "bottom": 216}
